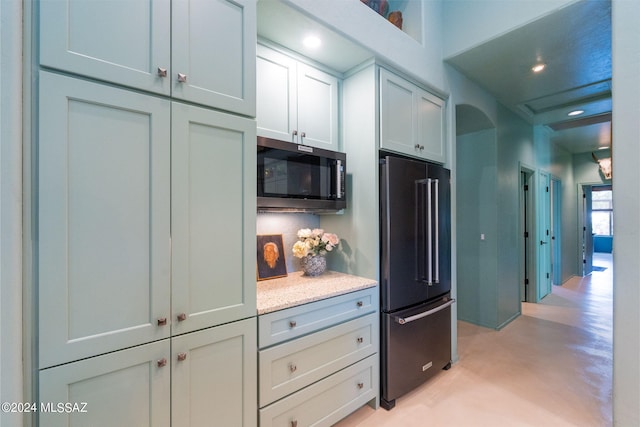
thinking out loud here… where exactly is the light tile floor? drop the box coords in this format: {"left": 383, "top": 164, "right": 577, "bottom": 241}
{"left": 334, "top": 253, "right": 613, "bottom": 427}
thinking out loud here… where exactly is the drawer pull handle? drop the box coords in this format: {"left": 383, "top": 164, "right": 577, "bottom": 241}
{"left": 157, "top": 317, "right": 167, "bottom": 326}
{"left": 289, "top": 320, "right": 297, "bottom": 328}
{"left": 357, "top": 382, "right": 364, "bottom": 389}
{"left": 289, "top": 363, "right": 297, "bottom": 373}
{"left": 177, "top": 352, "right": 187, "bottom": 362}
{"left": 291, "top": 421, "right": 298, "bottom": 427}
{"left": 177, "top": 313, "right": 187, "bottom": 322}
{"left": 157, "top": 358, "right": 167, "bottom": 368}
{"left": 357, "top": 337, "right": 364, "bottom": 344}
{"left": 356, "top": 301, "right": 364, "bottom": 308}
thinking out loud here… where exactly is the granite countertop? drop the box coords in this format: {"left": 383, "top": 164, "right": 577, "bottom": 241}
{"left": 257, "top": 271, "right": 377, "bottom": 315}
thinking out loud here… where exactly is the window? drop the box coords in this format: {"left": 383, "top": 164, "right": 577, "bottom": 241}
{"left": 592, "top": 187, "right": 613, "bottom": 236}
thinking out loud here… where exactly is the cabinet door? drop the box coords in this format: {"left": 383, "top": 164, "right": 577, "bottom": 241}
{"left": 256, "top": 45, "right": 298, "bottom": 142}
{"left": 172, "top": 318, "right": 257, "bottom": 427}
{"left": 380, "top": 69, "right": 446, "bottom": 163}
{"left": 40, "top": 0, "right": 171, "bottom": 95}
{"left": 39, "top": 340, "right": 171, "bottom": 427}
{"left": 379, "top": 68, "right": 418, "bottom": 157}
{"left": 171, "top": 102, "right": 256, "bottom": 334}
{"left": 296, "top": 63, "right": 340, "bottom": 150}
{"left": 172, "top": 0, "right": 256, "bottom": 116}
{"left": 417, "top": 88, "right": 446, "bottom": 164}
{"left": 38, "top": 71, "right": 171, "bottom": 369}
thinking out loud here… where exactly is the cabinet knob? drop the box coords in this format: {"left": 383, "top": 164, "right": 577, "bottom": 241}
{"left": 357, "top": 382, "right": 364, "bottom": 389}
{"left": 177, "top": 73, "right": 187, "bottom": 83}
{"left": 357, "top": 337, "right": 364, "bottom": 344}
{"left": 291, "top": 421, "right": 298, "bottom": 427}
{"left": 157, "top": 358, "right": 167, "bottom": 368}
{"left": 157, "top": 67, "right": 167, "bottom": 77}
{"left": 292, "top": 130, "right": 298, "bottom": 136}
{"left": 157, "top": 317, "right": 167, "bottom": 326}
{"left": 289, "top": 320, "right": 297, "bottom": 328}
{"left": 300, "top": 132, "right": 306, "bottom": 138}
{"left": 414, "top": 144, "right": 424, "bottom": 150}
{"left": 177, "top": 352, "right": 187, "bottom": 362}
{"left": 177, "top": 313, "right": 187, "bottom": 322}
{"left": 356, "top": 301, "right": 363, "bottom": 308}
{"left": 289, "top": 363, "right": 297, "bottom": 373}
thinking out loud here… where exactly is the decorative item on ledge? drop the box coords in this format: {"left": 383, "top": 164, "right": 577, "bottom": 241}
{"left": 388, "top": 10, "right": 403, "bottom": 30}
{"left": 360, "top": 0, "right": 403, "bottom": 30}
{"left": 292, "top": 228, "right": 340, "bottom": 277}
{"left": 360, "top": 0, "right": 388, "bottom": 17}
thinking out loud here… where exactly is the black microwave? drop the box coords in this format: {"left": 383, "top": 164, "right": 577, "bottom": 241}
{"left": 257, "top": 137, "right": 346, "bottom": 212}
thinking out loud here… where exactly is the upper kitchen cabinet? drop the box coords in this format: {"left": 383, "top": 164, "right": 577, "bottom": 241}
{"left": 40, "top": 0, "right": 256, "bottom": 116}
{"left": 379, "top": 68, "right": 446, "bottom": 164}
{"left": 172, "top": 0, "right": 256, "bottom": 116}
{"left": 257, "top": 44, "right": 340, "bottom": 150}
{"left": 171, "top": 102, "right": 256, "bottom": 334}
{"left": 39, "top": 0, "right": 171, "bottom": 96}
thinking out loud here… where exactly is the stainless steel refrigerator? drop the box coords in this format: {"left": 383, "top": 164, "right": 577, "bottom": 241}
{"left": 380, "top": 154, "right": 454, "bottom": 410}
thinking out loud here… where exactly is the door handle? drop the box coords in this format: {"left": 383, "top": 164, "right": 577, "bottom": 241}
{"left": 540, "top": 240, "right": 548, "bottom": 245}
{"left": 395, "top": 299, "right": 455, "bottom": 325}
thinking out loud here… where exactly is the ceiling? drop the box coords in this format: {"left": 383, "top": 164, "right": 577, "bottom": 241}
{"left": 447, "top": 0, "right": 612, "bottom": 154}
{"left": 258, "top": 0, "right": 612, "bottom": 154}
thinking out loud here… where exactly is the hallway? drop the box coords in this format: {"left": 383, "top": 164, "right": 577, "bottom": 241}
{"left": 335, "top": 253, "right": 613, "bottom": 427}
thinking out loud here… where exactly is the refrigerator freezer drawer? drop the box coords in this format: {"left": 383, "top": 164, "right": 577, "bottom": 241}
{"left": 381, "top": 298, "right": 452, "bottom": 407}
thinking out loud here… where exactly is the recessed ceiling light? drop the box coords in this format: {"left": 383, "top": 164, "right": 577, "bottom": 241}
{"left": 303, "top": 35, "right": 321, "bottom": 49}
{"left": 531, "top": 63, "right": 546, "bottom": 73}
{"left": 568, "top": 110, "right": 585, "bottom": 116}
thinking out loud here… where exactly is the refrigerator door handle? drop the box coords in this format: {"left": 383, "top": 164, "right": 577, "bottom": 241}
{"left": 394, "top": 299, "right": 456, "bottom": 325}
{"left": 415, "top": 178, "right": 433, "bottom": 285}
{"left": 433, "top": 178, "right": 439, "bottom": 284}
{"left": 427, "top": 178, "right": 433, "bottom": 285}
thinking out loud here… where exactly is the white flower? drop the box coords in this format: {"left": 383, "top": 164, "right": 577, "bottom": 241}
{"left": 297, "top": 228, "right": 312, "bottom": 239}
{"left": 292, "top": 228, "right": 341, "bottom": 258}
{"left": 292, "top": 240, "right": 309, "bottom": 258}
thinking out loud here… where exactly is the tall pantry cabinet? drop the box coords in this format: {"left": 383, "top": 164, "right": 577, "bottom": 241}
{"left": 35, "top": 1, "right": 257, "bottom": 426}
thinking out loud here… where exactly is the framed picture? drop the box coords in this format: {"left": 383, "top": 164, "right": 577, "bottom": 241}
{"left": 257, "top": 234, "right": 288, "bottom": 281}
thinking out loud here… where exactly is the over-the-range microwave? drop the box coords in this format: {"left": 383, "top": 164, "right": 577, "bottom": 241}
{"left": 257, "top": 136, "right": 346, "bottom": 212}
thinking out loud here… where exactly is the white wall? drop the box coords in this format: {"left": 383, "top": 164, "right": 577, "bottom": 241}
{"left": 612, "top": 0, "right": 640, "bottom": 424}
{"left": 0, "top": 0, "right": 24, "bottom": 426}
{"left": 284, "top": 0, "right": 446, "bottom": 92}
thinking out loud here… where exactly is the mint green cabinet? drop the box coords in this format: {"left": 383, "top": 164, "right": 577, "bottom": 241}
{"left": 39, "top": 0, "right": 171, "bottom": 96}
{"left": 39, "top": 340, "right": 171, "bottom": 427}
{"left": 172, "top": 318, "right": 257, "bottom": 427}
{"left": 37, "top": 73, "right": 257, "bottom": 426}
{"left": 258, "top": 288, "right": 379, "bottom": 425}
{"left": 171, "top": 0, "right": 256, "bottom": 116}
{"left": 39, "top": 319, "right": 257, "bottom": 427}
{"left": 257, "top": 44, "right": 339, "bottom": 150}
{"left": 38, "top": 71, "right": 172, "bottom": 369}
{"left": 40, "top": 0, "right": 256, "bottom": 116}
{"left": 380, "top": 68, "right": 446, "bottom": 163}
{"left": 171, "top": 102, "right": 256, "bottom": 335}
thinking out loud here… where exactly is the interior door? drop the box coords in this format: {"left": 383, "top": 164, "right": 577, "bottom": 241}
{"left": 537, "top": 171, "right": 552, "bottom": 301}
{"left": 582, "top": 185, "right": 594, "bottom": 275}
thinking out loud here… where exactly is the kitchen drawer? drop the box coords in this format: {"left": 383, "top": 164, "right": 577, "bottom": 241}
{"left": 259, "top": 313, "right": 377, "bottom": 407}
{"left": 258, "top": 287, "right": 377, "bottom": 348}
{"left": 259, "top": 355, "right": 377, "bottom": 427}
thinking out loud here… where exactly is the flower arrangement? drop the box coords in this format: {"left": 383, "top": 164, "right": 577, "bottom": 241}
{"left": 292, "top": 228, "right": 340, "bottom": 258}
